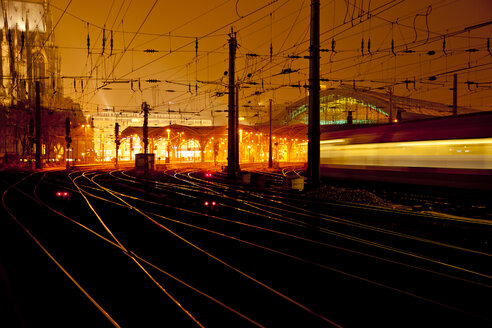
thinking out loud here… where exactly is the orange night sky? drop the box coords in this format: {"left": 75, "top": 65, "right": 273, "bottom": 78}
{"left": 50, "top": 0, "right": 492, "bottom": 123}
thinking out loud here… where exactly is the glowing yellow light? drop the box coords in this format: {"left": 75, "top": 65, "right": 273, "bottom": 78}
{"left": 319, "top": 139, "right": 346, "bottom": 145}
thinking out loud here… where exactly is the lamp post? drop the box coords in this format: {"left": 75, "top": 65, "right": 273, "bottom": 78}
{"left": 65, "top": 117, "right": 71, "bottom": 170}
{"left": 166, "top": 128, "right": 171, "bottom": 163}
{"left": 115, "top": 123, "right": 120, "bottom": 169}
{"left": 81, "top": 124, "right": 88, "bottom": 163}
{"left": 178, "top": 132, "right": 184, "bottom": 161}
{"left": 100, "top": 129, "right": 104, "bottom": 162}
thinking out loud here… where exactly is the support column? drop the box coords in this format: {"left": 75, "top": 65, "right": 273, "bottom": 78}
{"left": 307, "top": 0, "right": 320, "bottom": 189}
{"left": 35, "top": 81, "right": 41, "bottom": 169}
{"left": 268, "top": 99, "right": 273, "bottom": 168}
{"left": 227, "top": 30, "right": 238, "bottom": 178}
{"left": 142, "top": 102, "right": 150, "bottom": 173}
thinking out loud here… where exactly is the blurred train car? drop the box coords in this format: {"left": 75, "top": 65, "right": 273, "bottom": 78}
{"left": 319, "top": 111, "right": 492, "bottom": 190}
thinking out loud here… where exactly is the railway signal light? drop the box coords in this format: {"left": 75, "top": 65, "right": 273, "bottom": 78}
{"left": 203, "top": 200, "right": 219, "bottom": 210}
{"left": 65, "top": 117, "right": 70, "bottom": 136}
{"left": 65, "top": 117, "right": 71, "bottom": 151}
{"left": 115, "top": 122, "right": 120, "bottom": 141}
{"left": 56, "top": 191, "right": 70, "bottom": 199}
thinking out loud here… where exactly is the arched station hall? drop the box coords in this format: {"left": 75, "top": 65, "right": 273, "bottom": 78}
{"left": 119, "top": 87, "right": 480, "bottom": 165}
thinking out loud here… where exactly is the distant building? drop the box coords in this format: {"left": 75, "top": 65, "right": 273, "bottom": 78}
{"left": 90, "top": 108, "right": 212, "bottom": 161}
{"left": 0, "top": 1, "right": 77, "bottom": 167}
{"left": 0, "top": 0, "right": 62, "bottom": 107}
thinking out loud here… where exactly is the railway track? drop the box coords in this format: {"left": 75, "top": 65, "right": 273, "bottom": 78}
{"left": 1, "top": 167, "right": 491, "bottom": 327}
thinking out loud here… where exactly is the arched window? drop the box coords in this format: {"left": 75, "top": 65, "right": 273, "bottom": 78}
{"left": 33, "top": 52, "right": 46, "bottom": 91}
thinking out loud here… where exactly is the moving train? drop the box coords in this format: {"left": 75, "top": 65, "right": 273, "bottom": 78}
{"left": 319, "top": 111, "right": 492, "bottom": 190}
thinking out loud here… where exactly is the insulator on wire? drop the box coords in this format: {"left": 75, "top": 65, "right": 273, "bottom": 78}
{"left": 74, "top": 79, "right": 77, "bottom": 92}
{"left": 391, "top": 39, "right": 396, "bottom": 56}
{"left": 331, "top": 38, "right": 336, "bottom": 52}
{"left": 361, "top": 38, "right": 364, "bottom": 56}
{"left": 488, "top": 38, "right": 491, "bottom": 55}
{"left": 442, "top": 35, "right": 447, "bottom": 55}
{"left": 110, "top": 30, "right": 113, "bottom": 55}
{"left": 403, "top": 79, "right": 411, "bottom": 90}
{"left": 368, "top": 38, "right": 372, "bottom": 55}
{"left": 86, "top": 24, "right": 90, "bottom": 55}
{"left": 465, "top": 81, "right": 476, "bottom": 91}
{"left": 144, "top": 49, "right": 158, "bottom": 53}
{"left": 102, "top": 27, "right": 106, "bottom": 54}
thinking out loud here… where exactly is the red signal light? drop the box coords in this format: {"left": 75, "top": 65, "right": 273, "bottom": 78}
{"left": 204, "top": 201, "right": 209, "bottom": 206}
{"left": 212, "top": 201, "right": 216, "bottom": 206}
{"left": 56, "top": 192, "right": 61, "bottom": 196}
{"left": 63, "top": 192, "right": 68, "bottom": 196}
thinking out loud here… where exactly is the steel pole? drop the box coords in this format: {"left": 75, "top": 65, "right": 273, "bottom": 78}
{"left": 227, "top": 30, "right": 237, "bottom": 178}
{"left": 307, "top": 0, "right": 320, "bottom": 189}
{"left": 268, "top": 99, "right": 273, "bottom": 168}
{"left": 35, "top": 81, "right": 41, "bottom": 169}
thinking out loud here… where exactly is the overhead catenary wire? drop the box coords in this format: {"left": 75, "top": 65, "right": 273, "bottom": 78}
{"left": 48, "top": 0, "right": 492, "bottom": 116}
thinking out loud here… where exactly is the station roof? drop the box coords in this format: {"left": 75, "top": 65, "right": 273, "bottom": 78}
{"left": 120, "top": 123, "right": 311, "bottom": 142}
{"left": 275, "top": 86, "right": 481, "bottom": 125}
